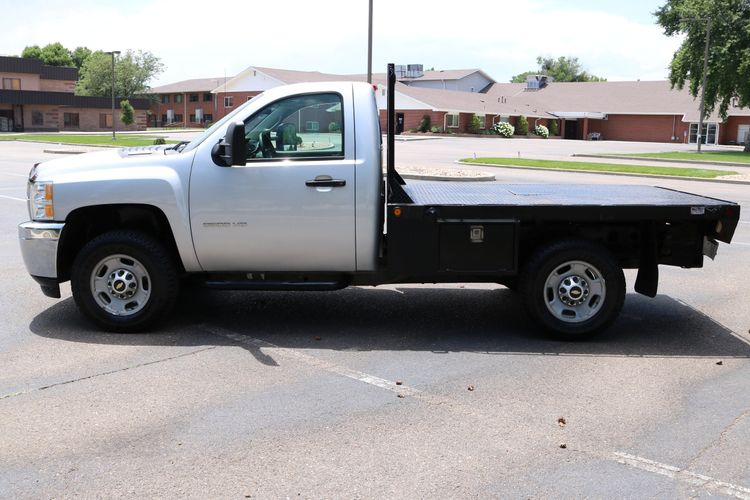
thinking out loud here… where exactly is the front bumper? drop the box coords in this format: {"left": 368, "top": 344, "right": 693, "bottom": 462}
{"left": 18, "top": 221, "right": 64, "bottom": 298}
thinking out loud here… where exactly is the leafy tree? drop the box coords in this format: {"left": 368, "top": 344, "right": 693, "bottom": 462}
{"left": 38, "top": 42, "right": 74, "bottom": 66}
{"left": 76, "top": 50, "right": 164, "bottom": 98}
{"left": 516, "top": 115, "right": 529, "bottom": 135}
{"left": 21, "top": 45, "right": 42, "bottom": 60}
{"left": 71, "top": 46, "right": 92, "bottom": 69}
{"left": 655, "top": 0, "right": 750, "bottom": 150}
{"left": 467, "top": 114, "right": 482, "bottom": 134}
{"left": 548, "top": 119, "right": 559, "bottom": 136}
{"left": 120, "top": 100, "right": 135, "bottom": 126}
{"left": 511, "top": 56, "right": 606, "bottom": 83}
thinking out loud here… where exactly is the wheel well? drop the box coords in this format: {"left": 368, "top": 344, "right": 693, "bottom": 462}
{"left": 57, "top": 204, "right": 183, "bottom": 281}
{"left": 518, "top": 222, "right": 642, "bottom": 270}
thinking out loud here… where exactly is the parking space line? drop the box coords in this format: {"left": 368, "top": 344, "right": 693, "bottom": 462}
{"left": 0, "top": 172, "right": 30, "bottom": 178}
{"left": 207, "top": 326, "right": 423, "bottom": 398}
{"left": 613, "top": 452, "right": 750, "bottom": 499}
{"left": 0, "top": 194, "right": 25, "bottom": 202}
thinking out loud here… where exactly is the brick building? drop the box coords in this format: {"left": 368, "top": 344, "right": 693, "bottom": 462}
{"left": 151, "top": 64, "right": 750, "bottom": 145}
{"left": 0, "top": 56, "right": 149, "bottom": 132}
{"left": 147, "top": 77, "right": 239, "bottom": 127}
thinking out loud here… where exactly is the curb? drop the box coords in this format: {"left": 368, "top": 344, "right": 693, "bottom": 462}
{"left": 456, "top": 161, "right": 750, "bottom": 185}
{"left": 44, "top": 148, "right": 87, "bottom": 155}
{"left": 574, "top": 153, "right": 750, "bottom": 168}
{"left": 400, "top": 172, "right": 495, "bottom": 182}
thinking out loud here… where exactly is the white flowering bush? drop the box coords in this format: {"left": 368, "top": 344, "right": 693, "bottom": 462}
{"left": 534, "top": 124, "right": 549, "bottom": 138}
{"left": 493, "top": 122, "right": 515, "bottom": 138}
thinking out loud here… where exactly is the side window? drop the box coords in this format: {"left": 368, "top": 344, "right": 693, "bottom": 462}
{"left": 243, "top": 93, "right": 344, "bottom": 161}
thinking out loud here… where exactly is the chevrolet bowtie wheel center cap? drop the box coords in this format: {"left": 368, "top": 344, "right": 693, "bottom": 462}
{"left": 558, "top": 275, "right": 590, "bottom": 306}
{"left": 108, "top": 269, "right": 138, "bottom": 299}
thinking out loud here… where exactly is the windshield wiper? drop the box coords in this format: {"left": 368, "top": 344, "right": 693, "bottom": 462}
{"left": 166, "top": 141, "right": 190, "bottom": 152}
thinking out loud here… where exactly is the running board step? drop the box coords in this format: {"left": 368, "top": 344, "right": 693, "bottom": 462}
{"left": 203, "top": 280, "right": 347, "bottom": 291}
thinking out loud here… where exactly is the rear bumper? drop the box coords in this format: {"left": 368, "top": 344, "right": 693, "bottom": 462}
{"left": 18, "top": 221, "right": 64, "bottom": 283}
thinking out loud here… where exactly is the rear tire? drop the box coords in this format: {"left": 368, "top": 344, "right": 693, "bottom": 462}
{"left": 520, "top": 240, "right": 625, "bottom": 340}
{"left": 71, "top": 230, "right": 178, "bottom": 332}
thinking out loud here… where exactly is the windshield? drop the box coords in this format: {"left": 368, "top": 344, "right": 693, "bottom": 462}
{"left": 181, "top": 94, "right": 262, "bottom": 153}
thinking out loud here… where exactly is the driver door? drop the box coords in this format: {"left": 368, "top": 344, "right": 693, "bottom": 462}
{"left": 189, "top": 91, "right": 357, "bottom": 272}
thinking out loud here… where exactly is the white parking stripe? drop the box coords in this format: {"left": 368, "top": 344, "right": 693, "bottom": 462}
{"left": 207, "top": 326, "right": 423, "bottom": 397}
{"left": 613, "top": 452, "right": 750, "bottom": 499}
{"left": 0, "top": 194, "right": 25, "bottom": 202}
{"left": 0, "top": 172, "right": 30, "bottom": 178}
{"left": 733, "top": 242, "right": 750, "bottom": 246}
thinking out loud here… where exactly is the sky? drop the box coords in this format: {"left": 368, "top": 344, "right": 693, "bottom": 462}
{"left": 0, "top": 0, "right": 682, "bottom": 86}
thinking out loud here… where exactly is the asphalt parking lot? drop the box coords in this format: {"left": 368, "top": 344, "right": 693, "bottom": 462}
{"left": 1, "top": 139, "right": 750, "bottom": 498}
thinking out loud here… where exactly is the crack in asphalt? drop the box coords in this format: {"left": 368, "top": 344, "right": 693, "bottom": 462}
{"left": 0, "top": 346, "right": 217, "bottom": 401}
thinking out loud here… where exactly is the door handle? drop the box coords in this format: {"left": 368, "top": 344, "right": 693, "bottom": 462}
{"left": 305, "top": 178, "right": 346, "bottom": 187}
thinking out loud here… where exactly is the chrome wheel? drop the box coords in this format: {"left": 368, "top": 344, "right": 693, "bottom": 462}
{"left": 90, "top": 254, "right": 151, "bottom": 316}
{"left": 543, "top": 260, "right": 606, "bottom": 324}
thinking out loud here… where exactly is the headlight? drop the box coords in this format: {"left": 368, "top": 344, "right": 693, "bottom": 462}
{"left": 29, "top": 181, "right": 54, "bottom": 220}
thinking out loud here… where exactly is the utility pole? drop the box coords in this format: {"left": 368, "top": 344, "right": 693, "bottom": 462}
{"left": 367, "top": 0, "right": 373, "bottom": 84}
{"left": 106, "top": 50, "right": 121, "bottom": 140}
{"left": 696, "top": 17, "right": 712, "bottom": 153}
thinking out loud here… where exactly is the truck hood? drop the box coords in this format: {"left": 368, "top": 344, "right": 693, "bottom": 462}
{"left": 31, "top": 146, "right": 183, "bottom": 182}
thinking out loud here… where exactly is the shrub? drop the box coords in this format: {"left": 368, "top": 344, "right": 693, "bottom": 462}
{"left": 534, "top": 124, "right": 549, "bottom": 138}
{"left": 328, "top": 121, "right": 340, "bottom": 132}
{"left": 467, "top": 114, "right": 482, "bottom": 134}
{"left": 430, "top": 126, "right": 440, "bottom": 133}
{"left": 516, "top": 115, "right": 529, "bottom": 135}
{"left": 153, "top": 137, "right": 166, "bottom": 145}
{"left": 548, "top": 119, "right": 559, "bottom": 136}
{"left": 418, "top": 114, "right": 431, "bottom": 133}
{"left": 493, "top": 121, "right": 515, "bottom": 138}
{"left": 119, "top": 99, "right": 135, "bottom": 126}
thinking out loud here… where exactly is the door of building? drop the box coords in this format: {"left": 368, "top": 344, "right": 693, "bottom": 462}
{"left": 396, "top": 113, "right": 404, "bottom": 134}
{"left": 564, "top": 120, "right": 578, "bottom": 139}
{"left": 738, "top": 124, "right": 750, "bottom": 145}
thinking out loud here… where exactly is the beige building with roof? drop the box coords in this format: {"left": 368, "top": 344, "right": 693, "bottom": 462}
{"left": 151, "top": 64, "right": 750, "bottom": 145}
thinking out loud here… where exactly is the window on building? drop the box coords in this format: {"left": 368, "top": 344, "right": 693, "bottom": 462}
{"left": 689, "top": 122, "right": 718, "bottom": 145}
{"left": 63, "top": 113, "right": 79, "bottom": 128}
{"left": 99, "top": 113, "right": 113, "bottom": 128}
{"left": 189, "top": 114, "right": 196, "bottom": 123}
{"left": 161, "top": 95, "right": 170, "bottom": 104}
{"left": 224, "top": 96, "right": 234, "bottom": 108}
{"left": 243, "top": 93, "right": 344, "bottom": 160}
{"left": 203, "top": 93, "right": 212, "bottom": 102}
{"left": 477, "top": 114, "right": 486, "bottom": 129}
{"left": 175, "top": 94, "right": 183, "bottom": 103}
{"left": 189, "top": 94, "right": 199, "bottom": 102}
{"left": 2, "top": 78, "right": 21, "bottom": 90}
{"left": 161, "top": 114, "right": 167, "bottom": 124}
{"left": 174, "top": 114, "right": 183, "bottom": 123}
{"left": 204, "top": 114, "right": 213, "bottom": 123}
{"left": 32, "top": 111, "right": 43, "bottom": 126}
{"left": 446, "top": 113, "right": 459, "bottom": 128}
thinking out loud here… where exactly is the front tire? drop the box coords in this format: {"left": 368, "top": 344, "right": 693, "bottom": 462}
{"left": 71, "top": 230, "right": 178, "bottom": 332}
{"left": 520, "top": 240, "right": 625, "bottom": 340}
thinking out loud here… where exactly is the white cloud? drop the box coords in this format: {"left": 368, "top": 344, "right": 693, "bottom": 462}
{"left": 0, "top": 0, "right": 683, "bottom": 85}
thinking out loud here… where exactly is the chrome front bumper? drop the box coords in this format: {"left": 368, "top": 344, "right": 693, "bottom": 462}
{"left": 18, "top": 221, "right": 64, "bottom": 279}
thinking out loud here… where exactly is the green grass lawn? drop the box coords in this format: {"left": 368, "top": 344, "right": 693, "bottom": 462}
{"left": 620, "top": 151, "right": 750, "bottom": 164}
{"left": 460, "top": 157, "right": 737, "bottom": 178}
{"left": 0, "top": 134, "right": 178, "bottom": 147}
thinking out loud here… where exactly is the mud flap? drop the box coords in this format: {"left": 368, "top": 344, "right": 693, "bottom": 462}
{"left": 635, "top": 223, "right": 658, "bottom": 297}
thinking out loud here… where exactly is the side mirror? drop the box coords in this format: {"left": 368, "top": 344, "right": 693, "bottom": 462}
{"left": 211, "top": 121, "right": 246, "bottom": 166}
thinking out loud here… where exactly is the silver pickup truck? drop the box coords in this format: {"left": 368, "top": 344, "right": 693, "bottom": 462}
{"left": 18, "top": 66, "right": 740, "bottom": 339}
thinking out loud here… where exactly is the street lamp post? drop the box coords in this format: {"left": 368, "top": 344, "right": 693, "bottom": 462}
{"left": 367, "top": 0, "right": 373, "bottom": 84}
{"left": 106, "top": 50, "right": 120, "bottom": 140}
{"left": 696, "top": 17, "right": 712, "bottom": 153}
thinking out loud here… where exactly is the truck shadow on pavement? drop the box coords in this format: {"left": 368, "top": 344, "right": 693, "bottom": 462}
{"left": 30, "top": 286, "right": 750, "bottom": 366}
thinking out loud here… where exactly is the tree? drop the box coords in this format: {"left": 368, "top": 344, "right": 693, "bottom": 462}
{"left": 516, "top": 115, "right": 529, "bottom": 135}
{"left": 120, "top": 100, "right": 135, "bottom": 126}
{"left": 511, "top": 56, "right": 606, "bottom": 83}
{"left": 76, "top": 50, "right": 164, "bottom": 98}
{"left": 38, "top": 42, "right": 73, "bottom": 66}
{"left": 21, "top": 45, "right": 42, "bottom": 60}
{"left": 655, "top": 0, "right": 750, "bottom": 150}
{"left": 548, "top": 119, "right": 559, "bottom": 136}
{"left": 71, "top": 46, "right": 92, "bottom": 69}
{"left": 467, "top": 114, "right": 482, "bottom": 134}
